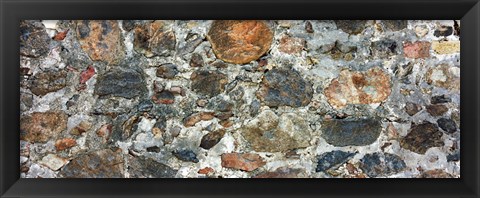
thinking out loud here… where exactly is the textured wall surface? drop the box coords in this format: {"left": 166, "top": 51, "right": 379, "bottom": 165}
{"left": 19, "top": 20, "right": 460, "bottom": 178}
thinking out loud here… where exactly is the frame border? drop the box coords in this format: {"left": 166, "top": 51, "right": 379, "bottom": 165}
{"left": 1, "top": 0, "right": 479, "bottom": 197}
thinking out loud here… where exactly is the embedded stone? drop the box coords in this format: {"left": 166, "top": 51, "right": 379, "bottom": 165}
{"left": 207, "top": 20, "right": 273, "bottom": 64}
{"left": 200, "top": 129, "right": 226, "bottom": 149}
{"left": 127, "top": 157, "right": 177, "bottom": 178}
{"left": 59, "top": 149, "right": 124, "bottom": 178}
{"left": 324, "top": 67, "right": 391, "bottom": 109}
{"left": 378, "top": 20, "right": 407, "bottom": 31}
{"left": 20, "top": 20, "right": 51, "bottom": 57}
{"left": 94, "top": 67, "right": 146, "bottom": 99}
{"left": 20, "top": 111, "right": 68, "bottom": 143}
{"left": 221, "top": 153, "right": 266, "bottom": 172}
{"left": 403, "top": 41, "right": 431, "bottom": 59}
{"left": 434, "top": 26, "right": 453, "bottom": 37}
{"left": 189, "top": 53, "right": 204, "bottom": 67}
{"left": 359, "top": 153, "right": 406, "bottom": 177}
{"left": 133, "top": 20, "right": 176, "bottom": 57}
{"left": 418, "top": 169, "right": 454, "bottom": 178}
{"left": 39, "top": 154, "right": 68, "bottom": 171}
{"left": 426, "top": 64, "right": 460, "bottom": 91}
{"left": 156, "top": 63, "right": 178, "bottom": 79}
{"left": 254, "top": 167, "right": 306, "bottom": 178}
{"left": 400, "top": 122, "right": 444, "bottom": 154}
{"left": 321, "top": 118, "right": 382, "bottom": 147}
{"left": 55, "top": 138, "right": 77, "bottom": 151}
{"left": 432, "top": 40, "right": 460, "bottom": 54}
{"left": 152, "top": 91, "right": 175, "bottom": 104}
{"left": 191, "top": 70, "right": 228, "bottom": 97}
{"left": 371, "top": 39, "right": 398, "bottom": 58}
{"left": 334, "top": 20, "right": 367, "bottom": 35}
{"left": 198, "top": 167, "right": 215, "bottom": 175}
{"left": 426, "top": 104, "right": 448, "bottom": 116}
{"left": 256, "top": 68, "right": 313, "bottom": 107}
{"left": 183, "top": 112, "right": 215, "bottom": 127}
{"left": 315, "top": 150, "right": 355, "bottom": 172}
{"left": 278, "top": 35, "right": 305, "bottom": 54}
{"left": 29, "top": 69, "right": 67, "bottom": 96}
{"left": 431, "top": 95, "right": 451, "bottom": 104}
{"left": 241, "top": 110, "right": 311, "bottom": 152}
{"left": 76, "top": 20, "right": 125, "bottom": 65}
{"left": 172, "top": 150, "right": 199, "bottom": 163}
{"left": 437, "top": 118, "right": 457, "bottom": 133}
{"left": 404, "top": 102, "right": 422, "bottom": 116}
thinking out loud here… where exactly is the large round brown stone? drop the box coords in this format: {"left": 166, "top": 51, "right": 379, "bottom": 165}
{"left": 207, "top": 20, "right": 273, "bottom": 64}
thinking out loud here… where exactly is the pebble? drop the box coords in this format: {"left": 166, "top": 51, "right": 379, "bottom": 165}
{"left": 321, "top": 118, "right": 381, "bottom": 147}
{"left": 432, "top": 40, "right": 460, "bottom": 54}
{"left": 128, "top": 157, "right": 177, "bottom": 178}
{"left": 278, "top": 35, "right": 305, "bottom": 54}
{"left": 94, "top": 67, "right": 147, "bottom": 99}
{"left": 20, "top": 111, "right": 68, "bottom": 143}
{"left": 418, "top": 169, "right": 454, "bottom": 178}
{"left": 152, "top": 91, "right": 175, "bottom": 104}
{"left": 360, "top": 152, "right": 406, "bottom": 177}
{"left": 431, "top": 95, "right": 451, "bottom": 104}
{"left": 426, "top": 104, "right": 448, "bottom": 116}
{"left": 254, "top": 167, "right": 305, "bottom": 178}
{"left": 378, "top": 20, "right": 407, "bottom": 31}
{"left": 433, "top": 26, "right": 453, "bottom": 37}
{"left": 404, "top": 102, "right": 422, "bottom": 116}
{"left": 437, "top": 118, "right": 457, "bottom": 133}
{"left": 198, "top": 167, "right": 215, "bottom": 175}
{"left": 221, "top": 153, "right": 266, "bottom": 172}
{"left": 156, "top": 63, "right": 178, "bottom": 79}
{"left": 39, "top": 154, "right": 68, "bottom": 171}
{"left": 191, "top": 70, "right": 228, "bottom": 97}
{"left": 55, "top": 138, "right": 77, "bottom": 151}
{"left": 29, "top": 69, "right": 67, "bottom": 96}
{"left": 137, "top": 100, "right": 154, "bottom": 112}
{"left": 183, "top": 112, "right": 215, "bottom": 127}
{"left": 371, "top": 39, "right": 398, "bottom": 58}
{"left": 133, "top": 20, "right": 176, "bottom": 57}
{"left": 403, "top": 41, "right": 431, "bottom": 59}
{"left": 172, "top": 150, "right": 199, "bottom": 163}
{"left": 189, "top": 53, "right": 204, "bottom": 67}
{"left": 315, "top": 150, "right": 355, "bottom": 172}
{"left": 400, "top": 122, "right": 444, "bottom": 154}
{"left": 200, "top": 129, "right": 226, "bottom": 149}
{"left": 334, "top": 20, "right": 367, "bottom": 35}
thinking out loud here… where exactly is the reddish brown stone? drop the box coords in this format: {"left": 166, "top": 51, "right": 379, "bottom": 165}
{"left": 221, "top": 153, "right": 266, "bottom": 172}
{"left": 55, "top": 138, "right": 77, "bottom": 151}
{"left": 76, "top": 20, "right": 125, "bottom": 65}
{"left": 134, "top": 20, "right": 176, "bottom": 57}
{"left": 70, "top": 121, "right": 92, "bottom": 135}
{"left": 53, "top": 29, "right": 69, "bottom": 41}
{"left": 79, "top": 65, "right": 95, "bottom": 84}
{"left": 20, "top": 111, "right": 68, "bottom": 143}
{"left": 198, "top": 167, "right": 214, "bottom": 175}
{"left": 324, "top": 67, "right": 391, "bottom": 109}
{"left": 418, "top": 169, "right": 454, "bottom": 178}
{"left": 96, "top": 124, "right": 112, "bottom": 138}
{"left": 190, "top": 70, "right": 228, "bottom": 97}
{"left": 30, "top": 69, "right": 67, "bottom": 96}
{"left": 403, "top": 41, "right": 431, "bottom": 59}
{"left": 278, "top": 35, "right": 305, "bottom": 54}
{"left": 426, "top": 104, "right": 449, "bottom": 116}
{"left": 183, "top": 112, "right": 215, "bottom": 127}
{"left": 207, "top": 20, "right": 274, "bottom": 64}
{"left": 152, "top": 91, "right": 175, "bottom": 104}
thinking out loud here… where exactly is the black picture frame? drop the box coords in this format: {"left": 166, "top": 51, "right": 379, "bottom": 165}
{"left": 1, "top": 0, "right": 479, "bottom": 197}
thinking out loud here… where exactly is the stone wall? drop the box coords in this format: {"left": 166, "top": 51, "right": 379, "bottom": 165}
{"left": 20, "top": 20, "right": 460, "bottom": 178}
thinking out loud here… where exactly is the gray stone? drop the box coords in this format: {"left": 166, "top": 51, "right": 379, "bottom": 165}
{"left": 316, "top": 150, "right": 355, "bottom": 172}
{"left": 20, "top": 20, "right": 51, "bottom": 57}
{"left": 128, "top": 157, "right": 177, "bottom": 178}
{"left": 335, "top": 20, "right": 367, "bottom": 35}
{"left": 156, "top": 63, "right": 178, "bottom": 79}
{"left": 59, "top": 149, "right": 124, "bottom": 178}
{"left": 360, "top": 152, "right": 406, "bottom": 177}
{"left": 321, "top": 118, "right": 381, "bottom": 147}
{"left": 94, "top": 67, "right": 147, "bottom": 99}
{"left": 437, "top": 118, "right": 457, "bottom": 133}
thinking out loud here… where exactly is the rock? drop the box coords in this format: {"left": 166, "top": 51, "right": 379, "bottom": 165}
{"left": 378, "top": 20, "right": 407, "bottom": 31}
{"left": 324, "top": 67, "right": 391, "bottom": 109}
{"left": 434, "top": 26, "right": 453, "bottom": 37}
{"left": 206, "top": 97, "right": 233, "bottom": 112}
{"left": 334, "top": 20, "right": 367, "bottom": 35}
{"left": 241, "top": 110, "right": 311, "bottom": 152}
{"left": 20, "top": 20, "right": 51, "bottom": 57}
{"left": 79, "top": 65, "right": 95, "bottom": 84}
{"left": 200, "top": 129, "right": 226, "bottom": 149}
{"left": 152, "top": 91, "right": 175, "bottom": 104}
{"left": 183, "top": 112, "right": 215, "bottom": 127}
{"left": 76, "top": 20, "right": 125, "bottom": 65}
{"left": 426, "top": 104, "right": 448, "bottom": 116}
{"left": 437, "top": 118, "right": 457, "bottom": 133}
{"left": 177, "top": 33, "right": 203, "bottom": 56}
{"left": 146, "top": 146, "right": 161, "bottom": 153}
{"left": 20, "top": 111, "right": 68, "bottom": 143}
{"left": 121, "top": 116, "right": 139, "bottom": 140}
{"left": 122, "top": 20, "right": 136, "bottom": 31}
{"left": 321, "top": 118, "right": 382, "bottom": 147}
{"left": 198, "top": 167, "right": 214, "bottom": 175}
{"left": 128, "top": 157, "right": 177, "bottom": 178}
{"left": 315, "top": 150, "right": 355, "bottom": 172}
{"left": 221, "top": 153, "right": 266, "bottom": 172}
{"left": 94, "top": 67, "right": 146, "bottom": 99}
{"left": 278, "top": 35, "right": 305, "bottom": 54}
{"left": 137, "top": 100, "right": 154, "bottom": 112}
{"left": 55, "top": 138, "right": 77, "bottom": 151}
{"left": 400, "top": 122, "right": 444, "bottom": 154}
{"left": 403, "top": 41, "right": 431, "bottom": 59}
{"left": 305, "top": 21, "right": 314, "bottom": 33}
{"left": 207, "top": 20, "right": 273, "bottom": 64}
{"left": 215, "top": 112, "right": 233, "bottom": 121}
{"left": 196, "top": 99, "right": 208, "bottom": 107}
{"left": 156, "top": 63, "right": 178, "bottom": 79}
{"left": 170, "top": 126, "right": 182, "bottom": 137}
{"left": 431, "top": 95, "right": 451, "bottom": 104}
{"left": 371, "top": 39, "right": 398, "bottom": 58}
{"left": 360, "top": 153, "right": 406, "bottom": 177}
{"left": 29, "top": 69, "right": 67, "bottom": 96}
{"left": 191, "top": 70, "right": 228, "bottom": 97}
{"left": 53, "top": 29, "right": 69, "bottom": 41}
{"left": 447, "top": 152, "right": 460, "bottom": 162}
{"left": 418, "top": 169, "right": 454, "bottom": 178}
{"left": 39, "top": 154, "right": 68, "bottom": 171}
{"left": 96, "top": 124, "right": 112, "bottom": 138}
{"left": 172, "top": 150, "right": 199, "bottom": 163}
{"left": 404, "top": 102, "right": 422, "bottom": 116}
{"left": 414, "top": 25, "right": 429, "bottom": 38}
{"left": 60, "top": 149, "right": 124, "bottom": 178}
{"left": 133, "top": 20, "right": 176, "bottom": 57}
{"left": 432, "top": 40, "right": 460, "bottom": 54}
{"left": 426, "top": 64, "right": 460, "bottom": 91}
{"left": 256, "top": 68, "right": 313, "bottom": 107}
{"left": 254, "top": 167, "right": 305, "bottom": 178}
{"left": 189, "top": 53, "right": 204, "bottom": 67}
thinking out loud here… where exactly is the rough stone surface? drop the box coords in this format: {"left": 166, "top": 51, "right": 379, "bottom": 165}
{"left": 403, "top": 41, "right": 431, "bottom": 59}
{"left": 221, "top": 153, "right": 266, "bottom": 172}
{"left": 207, "top": 20, "right": 273, "bottom": 64}
{"left": 426, "top": 104, "right": 449, "bottom": 116}
{"left": 156, "top": 63, "right": 178, "bottom": 79}
{"left": 404, "top": 102, "right": 422, "bottom": 116}
{"left": 173, "top": 150, "right": 199, "bottom": 163}
{"left": 20, "top": 20, "right": 51, "bottom": 57}
{"left": 134, "top": 20, "right": 176, "bottom": 57}
{"left": 360, "top": 153, "right": 406, "bottom": 177}
{"left": 278, "top": 35, "right": 305, "bottom": 54}
{"left": 191, "top": 70, "right": 228, "bottom": 97}
{"left": 335, "top": 20, "right": 367, "bottom": 35}
{"left": 55, "top": 138, "right": 77, "bottom": 151}
{"left": 200, "top": 129, "right": 226, "bottom": 149}
{"left": 316, "top": 150, "right": 355, "bottom": 172}
{"left": 254, "top": 167, "right": 306, "bottom": 178}
{"left": 400, "top": 122, "right": 444, "bottom": 154}
{"left": 437, "top": 118, "right": 457, "bottom": 133}
{"left": 60, "top": 149, "right": 124, "bottom": 178}
{"left": 30, "top": 69, "right": 67, "bottom": 96}
{"left": 432, "top": 40, "right": 460, "bottom": 54}
{"left": 128, "top": 157, "right": 177, "bottom": 178}
{"left": 94, "top": 67, "right": 147, "bottom": 99}
{"left": 20, "top": 111, "right": 68, "bottom": 143}
{"left": 321, "top": 118, "right": 382, "bottom": 147}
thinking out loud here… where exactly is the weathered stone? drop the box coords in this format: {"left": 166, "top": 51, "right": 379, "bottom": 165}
{"left": 152, "top": 91, "right": 175, "bottom": 104}
{"left": 426, "top": 104, "right": 448, "bottom": 116}
{"left": 400, "top": 122, "right": 444, "bottom": 154}
{"left": 198, "top": 167, "right": 214, "bottom": 175}
{"left": 39, "top": 154, "right": 68, "bottom": 171}
{"left": 189, "top": 53, "right": 204, "bottom": 67}
{"left": 183, "top": 112, "right": 215, "bottom": 127}
{"left": 60, "top": 149, "right": 124, "bottom": 178}
{"left": 431, "top": 95, "right": 451, "bottom": 104}
{"left": 20, "top": 111, "right": 68, "bottom": 143}
{"left": 133, "top": 20, "right": 176, "bottom": 57}
{"left": 79, "top": 65, "right": 95, "bottom": 84}
{"left": 360, "top": 153, "right": 406, "bottom": 177}
{"left": 256, "top": 68, "right": 313, "bottom": 107}
{"left": 191, "top": 70, "right": 228, "bottom": 97}
{"left": 156, "top": 63, "right": 178, "bottom": 79}
{"left": 404, "top": 102, "right": 422, "bottom": 116}
{"left": 254, "top": 167, "right": 305, "bottom": 178}
{"left": 128, "top": 157, "right": 177, "bottom": 178}
{"left": 324, "top": 67, "right": 391, "bottom": 109}
{"left": 20, "top": 20, "right": 51, "bottom": 57}
{"left": 241, "top": 110, "right": 311, "bottom": 152}
{"left": 371, "top": 39, "right": 398, "bottom": 58}
{"left": 53, "top": 29, "right": 69, "bottom": 41}
{"left": 221, "top": 153, "right": 266, "bottom": 172}
{"left": 434, "top": 26, "right": 453, "bottom": 37}
{"left": 122, "top": 20, "right": 137, "bottom": 31}
{"left": 96, "top": 124, "right": 112, "bottom": 138}
{"left": 432, "top": 40, "right": 460, "bottom": 54}
{"left": 321, "top": 118, "right": 382, "bottom": 147}
{"left": 177, "top": 33, "right": 203, "bottom": 56}
{"left": 206, "top": 97, "right": 233, "bottom": 112}
{"left": 335, "top": 20, "right": 367, "bottom": 35}
{"left": 305, "top": 21, "right": 314, "bottom": 33}
{"left": 378, "top": 20, "right": 407, "bottom": 31}
{"left": 146, "top": 146, "right": 161, "bottom": 153}
{"left": 172, "top": 150, "right": 199, "bottom": 163}
{"left": 426, "top": 64, "right": 460, "bottom": 91}
{"left": 447, "top": 152, "right": 460, "bottom": 162}
{"left": 315, "top": 150, "right": 355, "bottom": 172}
{"left": 437, "top": 118, "right": 457, "bottom": 133}
{"left": 30, "top": 69, "right": 67, "bottom": 96}
{"left": 55, "top": 138, "right": 77, "bottom": 151}
{"left": 76, "top": 20, "right": 125, "bottom": 65}
{"left": 94, "top": 67, "right": 146, "bottom": 99}
{"left": 418, "top": 169, "right": 454, "bottom": 178}
{"left": 200, "top": 129, "right": 226, "bottom": 149}
{"left": 414, "top": 25, "right": 429, "bottom": 38}
{"left": 403, "top": 41, "right": 431, "bottom": 59}
{"left": 207, "top": 20, "right": 273, "bottom": 64}
{"left": 137, "top": 100, "right": 154, "bottom": 112}
{"left": 121, "top": 116, "right": 139, "bottom": 140}
{"left": 278, "top": 35, "right": 305, "bottom": 54}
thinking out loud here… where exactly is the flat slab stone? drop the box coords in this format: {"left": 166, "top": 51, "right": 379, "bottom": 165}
{"left": 94, "top": 67, "right": 147, "bottom": 99}
{"left": 59, "top": 149, "right": 124, "bottom": 178}
{"left": 321, "top": 118, "right": 381, "bottom": 147}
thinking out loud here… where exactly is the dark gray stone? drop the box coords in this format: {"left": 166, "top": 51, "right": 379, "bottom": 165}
{"left": 371, "top": 39, "right": 398, "bottom": 58}
{"left": 128, "top": 157, "right": 177, "bottom": 178}
{"left": 173, "top": 150, "right": 199, "bottom": 163}
{"left": 156, "top": 63, "right": 178, "bottom": 79}
{"left": 321, "top": 118, "right": 382, "bottom": 146}
{"left": 94, "top": 67, "right": 146, "bottom": 99}
{"left": 379, "top": 20, "right": 407, "bottom": 31}
{"left": 20, "top": 20, "right": 51, "bottom": 57}
{"left": 59, "top": 149, "right": 124, "bottom": 178}
{"left": 334, "top": 20, "right": 367, "bottom": 35}
{"left": 400, "top": 122, "right": 444, "bottom": 154}
{"left": 137, "top": 100, "right": 153, "bottom": 112}
{"left": 360, "top": 153, "right": 406, "bottom": 177}
{"left": 434, "top": 26, "right": 453, "bottom": 37}
{"left": 437, "top": 118, "right": 457, "bottom": 133}
{"left": 431, "top": 95, "right": 451, "bottom": 104}
{"left": 200, "top": 129, "right": 226, "bottom": 150}
{"left": 315, "top": 150, "right": 355, "bottom": 172}
{"left": 191, "top": 70, "right": 228, "bottom": 97}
